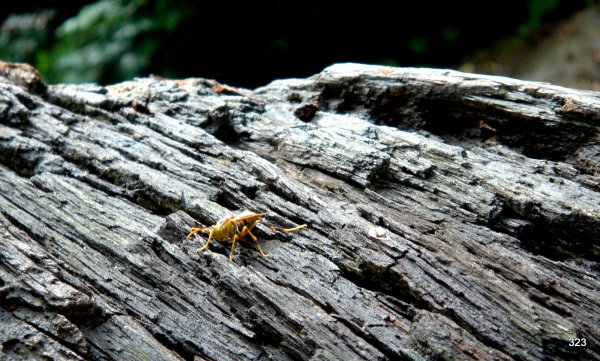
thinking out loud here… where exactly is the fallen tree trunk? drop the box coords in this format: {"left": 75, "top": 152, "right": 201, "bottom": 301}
{"left": 0, "top": 61, "right": 599, "bottom": 360}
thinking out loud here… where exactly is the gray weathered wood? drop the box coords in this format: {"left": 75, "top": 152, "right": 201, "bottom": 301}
{"left": 0, "top": 61, "right": 599, "bottom": 360}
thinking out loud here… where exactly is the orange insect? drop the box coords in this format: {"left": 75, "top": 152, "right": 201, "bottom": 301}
{"left": 186, "top": 210, "right": 307, "bottom": 261}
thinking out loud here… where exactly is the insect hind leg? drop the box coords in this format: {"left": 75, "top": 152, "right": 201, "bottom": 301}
{"left": 268, "top": 224, "right": 307, "bottom": 233}
{"left": 244, "top": 226, "right": 269, "bottom": 257}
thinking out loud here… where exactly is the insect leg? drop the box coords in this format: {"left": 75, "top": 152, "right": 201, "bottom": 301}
{"left": 245, "top": 226, "right": 258, "bottom": 241}
{"left": 244, "top": 226, "right": 269, "bottom": 257}
{"left": 281, "top": 224, "right": 307, "bottom": 232}
{"left": 269, "top": 224, "right": 307, "bottom": 233}
{"left": 197, "top": 227, "right": 215, "bottom": 253}
{"left": 229, "top": 235, "right": 239, "bottom": 261}
{"left": 187, "top": 225, "right": 212, "bottom": 239}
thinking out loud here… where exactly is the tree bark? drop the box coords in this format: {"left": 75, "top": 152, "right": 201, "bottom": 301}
{"left": 0, "top": 61, "right": 599, "bottom": 360}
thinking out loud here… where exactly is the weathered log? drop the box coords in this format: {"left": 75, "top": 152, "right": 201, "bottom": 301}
{"left": 0, "top": 61, "right": 599, "bottom": 360}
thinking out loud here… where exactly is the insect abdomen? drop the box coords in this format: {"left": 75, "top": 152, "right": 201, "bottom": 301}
{"left": 217, "top": 222, "right": 238, "bottom": 241}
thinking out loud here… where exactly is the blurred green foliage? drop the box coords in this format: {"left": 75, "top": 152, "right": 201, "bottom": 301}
{"left": 1, "top": 0, "right": 194, "bottom": 84}
{"left": 0, "top": 0, "right": 592, "bottom": 86}
{"left": 407, "top": 37, "right": 430, "bottom": 54}
{"left": 0, "top": 10, "right": 55, "bottom": 66}
{"left": 48, "top": 0, "right": 193, "bottom": 84}
{"left": 518, "top": 0, "right": 560, "bottom": 36}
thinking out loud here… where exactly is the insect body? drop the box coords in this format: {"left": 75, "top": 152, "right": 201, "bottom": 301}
{"left": 187, "top": 210, "right": 306, "bottom": 261}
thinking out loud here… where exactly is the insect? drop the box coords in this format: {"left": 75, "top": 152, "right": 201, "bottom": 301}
{"left": 186, "top": 210, "right": 307, "bottom": 261}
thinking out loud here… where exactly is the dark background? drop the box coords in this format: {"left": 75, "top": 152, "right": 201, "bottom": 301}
{"left": 0, "top": 0, "right": 593, "bottom": 88}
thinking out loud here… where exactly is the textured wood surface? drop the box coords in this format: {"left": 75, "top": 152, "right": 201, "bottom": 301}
{"left": 0, "top": 61, "right": 599, "bottom": 360}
